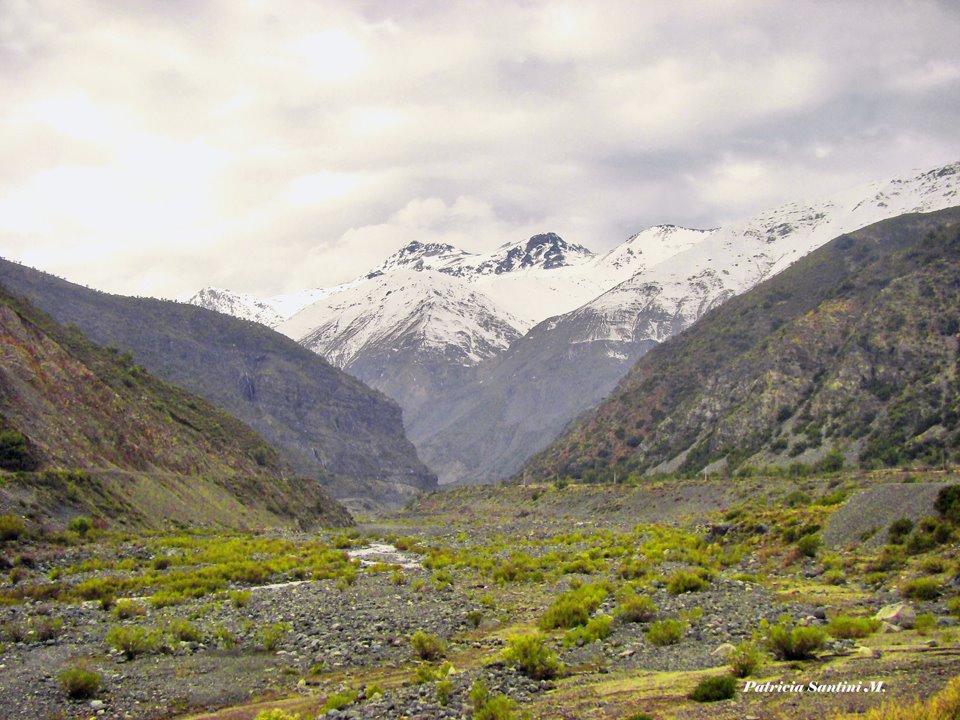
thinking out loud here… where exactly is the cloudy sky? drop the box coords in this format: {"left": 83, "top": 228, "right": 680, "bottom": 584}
{"left": 1, "top": 0, "right": 959, "bottom": 299}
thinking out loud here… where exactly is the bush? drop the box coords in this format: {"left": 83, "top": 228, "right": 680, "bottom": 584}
{"left": 471, "top": 681, "right": 516, "bottom": 720}
{"left": 465, "top": 609, "right": 483, "bottom": 628}
{"left": 67, "top": 516, "right": 93, "bottom": 538}
{"left": 59, "top": 660, "right": 101, "bottom": 699}
{"left": 901, "top": 577, "right": 941, "bottom": 600}
{"left": 666, "top": 570, "right": 709, "bottom": 595}
{"left": 254, "top": 711, "right": 302, "bottom": 720}
{"left": 766, "top": 620, "right": 826, "bottom": 660}
{"left": 827, "top": 615, "right": 881, "bottom": 639}
{"left": 257, "top": 622, "right": 291, "bottom": 651}
{"left": 728, "top": 640, "right": 762, "bottom": 678}
{"left": 168, "top": 619, "right": 203, "bottom": 642}
{"left": 113, "top": 599, "right": 146, "bottom": 620}
{"left": 888, "top": 518, "right": 914, "bottom": 544}
{"left": 539, "top": 583, "right": 608, "bottom": 630}
{"left": 645, "top": 619, "right": 685, "bottom": 647}
{"left": 503, "top": 633, "right": 563, "bottom": 679}
{"left": 410, "top": 629, "right": 445, "bottom": 661}
{"left": 435, "top": 678, "right": 453, "bottom": 706}
{"left": 689, "top": 674, "right": 737, "bottom": 702}
{"left": 105, "top": 626, "right": 161, "bottom": 659}
{"left": 616, "top": 594, "right": 657, "bottom": 623}
{"left": 935, "top": 485, "right": 960, "bottom": 524}
{"left": 564, "top": 614, "right": 613, "bottom": 647}
{"left": 0, "top": 430, "right": 35, "bottom": 471}
{"left": 0, "top": 514, "right": 26, "bottom": 541}
{"left": 230, "top": 590, "right": 252, "bottom": 608}
{"left": 796, "top": 533, "right": 821, "bottom": 558}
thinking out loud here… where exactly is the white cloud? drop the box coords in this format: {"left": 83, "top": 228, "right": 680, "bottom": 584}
{"left": 0, "top": 0, "right": 958, "bottom": 298}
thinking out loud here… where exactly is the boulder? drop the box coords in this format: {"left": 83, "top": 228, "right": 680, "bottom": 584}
{"left": 875, "top": 603, "right": 916, "bottom": 629}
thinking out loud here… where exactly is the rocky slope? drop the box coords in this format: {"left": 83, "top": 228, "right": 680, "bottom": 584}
{"left": 0, "top": 259, "right": 436, "bottom": 508}
{"left": 0, "top": 287, "right": 352, "bottom": 529}
{"left": 522, "top": 207, "right": 960, "bottom": 481}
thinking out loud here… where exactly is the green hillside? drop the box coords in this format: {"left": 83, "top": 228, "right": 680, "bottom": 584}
{"left": 0, "top": 259, "right": 436, "bottom": 508}
{"left": 0, "top": 287, "right": 352, "bottom": 530}
{"left": 523, "top": 207, "right": 960, "bottom": 482}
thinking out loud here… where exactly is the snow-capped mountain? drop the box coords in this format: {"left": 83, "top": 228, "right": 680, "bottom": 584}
{"left": 280, "top": 269, "right": 525, "bottom": 368}
{"left": 187, "top": 287, "right": 286, "bottom": 327}
{"left": 411, "top": 161, "right": 960, "bottom": 485}
{"left": 371, "top": 232, "right": 594, "bottom": 277}
{"left": 186, "top": 160, "right": 960, "bottom": 488}
{"left": 276, "top": 270, "right": 526, "bottom": 418}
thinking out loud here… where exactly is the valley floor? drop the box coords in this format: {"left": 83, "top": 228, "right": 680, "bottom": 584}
{"left": 1, "top": 471, "right": 959, "bottom": 719}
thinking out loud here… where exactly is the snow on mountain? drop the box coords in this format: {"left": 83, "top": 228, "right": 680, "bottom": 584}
{"left": 186, "top": 282, "right": 362, "bottom": 327}
{"left": 278, "top": 269, "right": 526, "bottom": 369}
{"left": 580, "top": 160, "right": 960, "bottom": 346}
{"left": 185, "top": 287, "right": 286, "bottom": 326}
{"left": 371, "top": 232, "right": 594, "bottom": 278}
{"left": 412, "top": 160, "right": 960, "bottom": 486}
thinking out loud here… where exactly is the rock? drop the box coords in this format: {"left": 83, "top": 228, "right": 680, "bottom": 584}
{"left": 710, "top": 642, "right": 736, "bottom": 658}
{"left": 879, "top": 622, "right": 901, "bottom": 633}
{"left": 875, "top": 603, "right": 916, "bottom": 629}
{"left": 936, "top": 617, "right": 958, "bottom": 627}
{"left": 89, "top": 699, "right": 104, "bottom": 709}
{"left": 855, "top": 646, "right": 876, "bottom": 658}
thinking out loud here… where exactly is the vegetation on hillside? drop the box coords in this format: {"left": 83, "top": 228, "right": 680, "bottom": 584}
{"left": 523, "top": 208, "right": 960, "bottom": 483}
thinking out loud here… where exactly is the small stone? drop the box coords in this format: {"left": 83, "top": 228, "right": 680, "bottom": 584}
{"left": 89, "top": 700, "right": 104, "bottom": 709}
{"left": 855, "top": 646, "right": 876, "bottom": 658}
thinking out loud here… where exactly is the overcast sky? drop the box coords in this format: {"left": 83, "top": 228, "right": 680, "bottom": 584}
{"left": 1, "top": 0, "right": 959, "bottom": 299}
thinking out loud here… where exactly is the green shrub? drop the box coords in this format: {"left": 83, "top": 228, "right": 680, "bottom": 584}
{"left": 901, "top": 577, "right": 942, "bottom": 600}
{"left": 888, "top": 518, "right": 914, "bottom": 544}
{"left": 827, "top": 615, "right": 880, "bottom": 639}
{"left": 0, "top": 431, "right": 35, "bottom": 471}
{"left": 539, "top": 583, "right": 608, "bottom": 630}
{"left": 113, "top": 599, "right": 146, "bottom": 620}
{"left": 168, "top": 619, "right": 203, "bottom": 642}
{"left": 728, "top": 640, "right": 762, "bottom": 678}
{"left": 645, "top": 619, "right": 685, "bottom": 647}
{"left": 935, "top": 485, "right": 960, "bottom": 524}
{"left": 948, "top": 597, "right": 960, "bottom": 618}
{"left": 766, "top": 620, "right": 826, "bottom": 660}
{"left": 465, "top": 609, "right": 483, "bottom": 628}
{"left": 436, "top": 678, "right": 453, "bottom": 706}
{"left": 59, "top": 660, "right": 101, "bottom": 699}
{"left": 470, "top": 681, "right": 516, "bottom": 720}
{"left": 503, "top": 633, "right": 563, "bottom": 679}
{"left": 824, "top": 570, "right": 846, "bottom": 585}
{"left": 257, "top": 621, "right": 291, "bottom": 651}
{"left": 321, "top": 689, "right": 358, "bottom": 712}
{"left": 410, "top": 629, "right": 445, "bottom": 661}
{"left": 0, "top": 514, "right": 26, "bottom": 541}
{"left": 230, "top": 590, "right": 252, "bottom": 608}
{"left": 106, "top": 625, "right": 161, "bottom": 659}
{"left": 564, "top": 614, "right": 613, "bottom": 647}
{"left": 67, "top": 516, "right": 93, "bottom": 538}
{"left": 666, "top": 570, "right": 709, "bottom": 595}
{"left": 616, "top": 594, "right": 657, "bottom": 623}
{"left": 689, "top": 674, "right": 737, "bottom": 702}
{"left": 915, "top": 613, "right": 937, "bottom": 635}
{"left": 149, "top": 590, "right": 187, "bottom": 609}
{"left": 796, "top": 533, "right": 821, "bottom": 558}
{"left": 254, "top": 711, "right": 302, "bottom": 720}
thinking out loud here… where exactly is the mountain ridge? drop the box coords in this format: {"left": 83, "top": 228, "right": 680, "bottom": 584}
{"left": 0, "top": 286, "right": 353, "bottom": 529}
{"left": 0, "top": 258, "right": 437, "bottom": 509}
{"left": 521, "top": 207, "right": 960, "bottom": 482}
